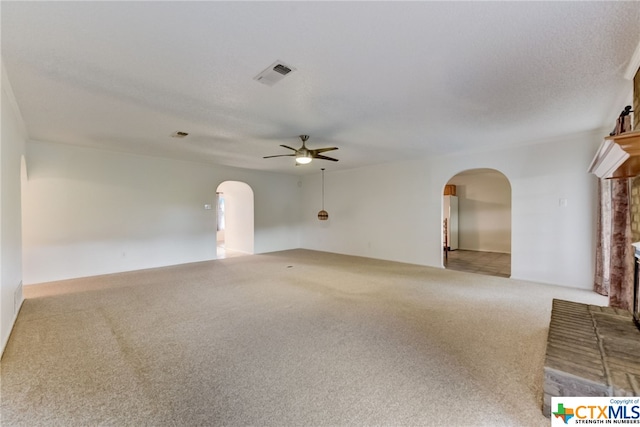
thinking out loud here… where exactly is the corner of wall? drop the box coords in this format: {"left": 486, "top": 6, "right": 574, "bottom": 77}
{"left": 0, "top": 59, "right": 27, "bottom": 358}
{"left": 623, "top": 38, "right": 640, "bottom": 81}
{"left": 1, "top": 60, "right": 28, "bottom": 139}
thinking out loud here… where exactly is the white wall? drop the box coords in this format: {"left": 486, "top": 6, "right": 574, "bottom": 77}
{"left": 216, "top": 181, "right": 254, "bottom": 254}
{"left": 17, "top": 124, "right": 606, "bottom": 297}
{"left": 447, "top": 170, "right": 511, "bottom": 253}
{"left": 301, "top": 161, "right": 432, "bottom": 265}
{"left": 22, "top": 141, "right": 301, "bottom": 284}
{"left": 1, "top": 65, "right": 27, "bottom": 354}
{"left": 301, "top": 129, "right": 604, "bottom": 290}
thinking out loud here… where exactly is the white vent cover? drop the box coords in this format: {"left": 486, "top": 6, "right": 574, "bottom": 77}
{"left": 254, "top": 60, "right": 296, "bottom": 86}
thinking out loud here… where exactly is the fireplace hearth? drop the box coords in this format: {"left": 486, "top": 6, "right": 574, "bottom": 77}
{"left": 543, "top": 299, "right": 640, "bottom": 417}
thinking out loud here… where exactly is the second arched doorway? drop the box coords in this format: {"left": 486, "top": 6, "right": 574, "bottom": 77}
{"left": 443, "top": 168, "right": 511, "bottom": 277}
{"left": 216, "top": 181, "right": 254, "bottom": 259}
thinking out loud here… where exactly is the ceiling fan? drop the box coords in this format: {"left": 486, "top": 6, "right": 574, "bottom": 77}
{"left": 263, "top": 135, "right": 339, "bottom": 164}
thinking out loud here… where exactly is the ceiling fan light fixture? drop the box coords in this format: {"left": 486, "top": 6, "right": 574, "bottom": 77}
{"left": 296, "top": 154, "right": 312, "bottom": 164}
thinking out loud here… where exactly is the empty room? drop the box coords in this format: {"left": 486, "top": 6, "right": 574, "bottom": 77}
{"left": 2, "top": 2, "right": 640, "bottom": 426}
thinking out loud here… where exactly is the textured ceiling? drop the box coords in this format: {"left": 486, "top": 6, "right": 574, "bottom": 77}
{"left": 2, "top": 1, "right": 639, "bottom": 175}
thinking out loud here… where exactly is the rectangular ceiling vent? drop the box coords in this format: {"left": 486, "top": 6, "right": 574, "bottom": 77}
{"left": 254, "top": 60, "right": 296, "bottom": 86}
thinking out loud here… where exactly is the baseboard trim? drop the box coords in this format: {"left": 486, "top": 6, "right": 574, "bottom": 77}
{"left": 1, "top": 294, "right": 25, "bottom": 359}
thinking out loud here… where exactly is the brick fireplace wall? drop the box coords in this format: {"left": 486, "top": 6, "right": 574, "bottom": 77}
{"left": 633, "top": 182, "right": 640, "bottom": 242}
{"left": 631, "top": 70, "right": 640, "bottom": 241}
{"left": 603, "top": 67, "right": 639, "bottom": 309}
{"left": 632, "top": 177, "right": 640, "bottom": 242}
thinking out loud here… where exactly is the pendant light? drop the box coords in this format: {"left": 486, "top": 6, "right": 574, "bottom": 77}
{"left": 318, "top": 168, "right": 329, "bottom": 220}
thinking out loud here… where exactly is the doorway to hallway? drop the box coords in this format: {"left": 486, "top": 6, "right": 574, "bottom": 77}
{"left": 216, "top": 181, "right": 254, "bottom": 259}
{"left": 442, "top": 168, "right": 511, "bottom": 278}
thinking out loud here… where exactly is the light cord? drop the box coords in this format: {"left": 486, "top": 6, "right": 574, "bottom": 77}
{"left": 321, "top": 168, "right": 325, "bottom": 210}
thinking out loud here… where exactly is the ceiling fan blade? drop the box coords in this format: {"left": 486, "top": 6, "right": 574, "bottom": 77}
{"left": 314, "top": 154, "right": 339, "bottom": 162}
{"left": 312, "top": 147, "right": 339, "bottom": 154}
{"left": 263, "top": 154, "right": 296, "bottom": 159}
{"left": 279, "top": 145, "right": 299, "bottom": 152}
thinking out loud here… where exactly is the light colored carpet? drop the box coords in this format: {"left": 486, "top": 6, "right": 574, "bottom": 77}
{"left": 1, "top": 249, "right": 606, "bottom": 426}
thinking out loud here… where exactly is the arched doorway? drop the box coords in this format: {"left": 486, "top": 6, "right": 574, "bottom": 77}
{"left": 442, "top": 168, "right": 511, "bottom": 277}
{"left": 215, "top": 181, "right": 254, "bottom": 259}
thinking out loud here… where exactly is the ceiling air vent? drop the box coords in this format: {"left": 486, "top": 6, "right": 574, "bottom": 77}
{"left": 273, "top": 64, "right": 292, "bottom": 75}
{"left": 254, "top": 60, "right": 296, "bottom": 86}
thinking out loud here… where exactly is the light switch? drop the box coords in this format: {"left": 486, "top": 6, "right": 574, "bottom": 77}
{"left": 204, "top": 204, "right": 212, "bottom": 210}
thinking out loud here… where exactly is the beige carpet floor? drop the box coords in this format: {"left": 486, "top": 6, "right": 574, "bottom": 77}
{"left": 0, "top": 249, "right": 607, "bottom": 426}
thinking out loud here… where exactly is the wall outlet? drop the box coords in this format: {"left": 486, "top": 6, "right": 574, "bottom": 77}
{"left": 204, "top": 204, "right": 212, "bottom": 210}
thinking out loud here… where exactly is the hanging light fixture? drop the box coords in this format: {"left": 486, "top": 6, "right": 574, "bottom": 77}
{"left": 318, "top": 168, "right": 329, "bottom": 220}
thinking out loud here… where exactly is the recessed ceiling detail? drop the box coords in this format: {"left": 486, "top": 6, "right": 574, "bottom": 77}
{"left": 253, "top": 60, "right": 296, "bottom": 86}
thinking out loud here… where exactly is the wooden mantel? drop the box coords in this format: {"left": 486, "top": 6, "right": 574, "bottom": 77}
{"left": 589, "top": 130, "right": 640, "bottom": 179}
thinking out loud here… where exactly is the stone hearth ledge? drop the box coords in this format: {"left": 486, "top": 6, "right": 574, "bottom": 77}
{"left": 543, "top": 299, "right": 640, "bottom": 416}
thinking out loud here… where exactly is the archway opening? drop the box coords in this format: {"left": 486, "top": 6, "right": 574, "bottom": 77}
{"left": 442, "top": 168, "right": 511, "bottom": 278}
{"left": 215, "top": 181, "right": 254, "bottom": 259}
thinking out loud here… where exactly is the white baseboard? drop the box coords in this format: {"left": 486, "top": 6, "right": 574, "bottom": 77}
{"left": 1, "top": 283, "right": 25, "bottom": 358}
